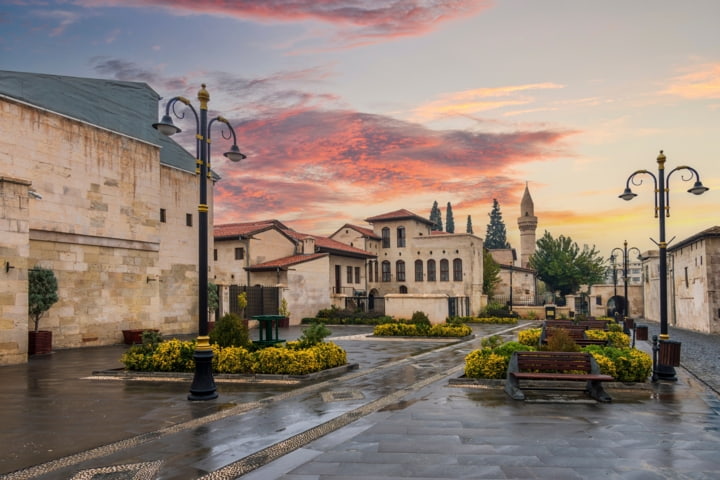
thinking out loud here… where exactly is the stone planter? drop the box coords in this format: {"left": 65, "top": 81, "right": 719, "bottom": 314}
{"left": 28, "top": 330, "right": 52, "bottom": 355}
{"left": 122, "top": 329, "right": 159, "bottom": 345}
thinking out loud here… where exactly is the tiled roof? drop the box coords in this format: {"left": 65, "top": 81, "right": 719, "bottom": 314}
{"left": 284, "top": 229, "right": 375, "bottom": 258}
{"left": 331, "top": 223, "right": 381, "bottom": 240}
{"left": 214, "top": 220, "right": 289, "bottom": 239}
{"left": 245, "top": 253, "right": 327, "bottom": 271}
{"left": 364, "top": 209, "right": 434, "bottom": 225}
{"left": 0, "top": 70, "right": 196, "bottom": 174}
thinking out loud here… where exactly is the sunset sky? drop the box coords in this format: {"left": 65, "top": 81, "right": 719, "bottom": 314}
{"left": 3, "top": 1, "right": 718, "bottom": 259}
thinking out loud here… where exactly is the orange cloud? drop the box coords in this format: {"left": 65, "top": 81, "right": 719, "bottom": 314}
{"left": 661, "top": 63, "right": 720, "bottom": 99}
{"left": 412, "top": 83, "right": 565, "bottom": 121}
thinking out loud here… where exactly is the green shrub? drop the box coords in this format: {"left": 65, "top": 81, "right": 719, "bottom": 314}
{"left": 295, "top": 322, "right": 331, "bottom": 348}
{"left": 209, "top": 313, "right": 251, "bottom": 348}
{"left": 582, "top": 345, "right": 652, "bottom": 382}
{"left": 541, "top": 328, "right": 581, "bottom": 352}
{"left": 461, "top": 316, "right": 518, "bottom": 324}
{"left": 150, "top": 338, "right": 196, "bottom": 372}
{"left": 464, "top": 341, "right": 535, "bottom": 379}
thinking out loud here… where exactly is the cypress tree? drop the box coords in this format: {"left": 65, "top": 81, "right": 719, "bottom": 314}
{"left": 446, "top": 202, "right": 455, "bottom": 233}
{"left": 466, "top": 215, "right": 473, "bottom": 234}
{"left": 485, "top": 199, "right": 510, "bottom": 249}
{"left": 429, "top": 201, "right": 443, "bottom": 231}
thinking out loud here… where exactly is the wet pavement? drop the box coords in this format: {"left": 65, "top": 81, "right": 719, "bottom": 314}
{"left": 1, "top": 321, "right": 719, "bottom": 479}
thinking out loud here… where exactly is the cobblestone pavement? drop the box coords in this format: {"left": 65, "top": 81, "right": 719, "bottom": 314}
{"left": 644, "top": 320, "right": 720, "bottom": 394}
{"left": 1, "top": 321, "right": 720, "bottom": 479}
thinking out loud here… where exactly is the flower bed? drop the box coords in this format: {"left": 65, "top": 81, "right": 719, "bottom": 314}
{"left": 121, "top": 339, "right": 347, "bottom": 376}
{"left": 373, "top": 323, "right": 472, "bottom": 337}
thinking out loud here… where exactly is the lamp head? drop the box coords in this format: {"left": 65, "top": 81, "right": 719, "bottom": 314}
{"left": 619, "top": 187, "right": 637, "bottom": 201}
{"left": 688, "top": 181, "right": 709, "bottom": 195}
{"left": 152, "top": 115, "right": 181, "bottom": 136}
{"left": 223, "top": 144, "right": 247, "bottom": 162}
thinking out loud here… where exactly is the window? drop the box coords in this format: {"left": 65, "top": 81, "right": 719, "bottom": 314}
{"left": 347, "top": 266, "right": 353, "bottom": 284}
{"left": 399, "top": 285, "right": 408, "bottom": 294}
{"left": 381, "top": 261, "right": 391, "bottom": 282}
{"left": 396, "top": 260, "right": 406, "bottom": 282}
{"left": 414, "top": 260, "right": 423, "bottom": 282}
{"left": 427, "top": 259, "right": 436, "bottom": 281}
{"left": 397, "top": 227, "right": 406, "bottom": 248}
{"left": 684, "top": 266, "right": 689, "bottom": 288}
{"left": 160, "top": 208, "right": 166, "bottom": 223}
{"left": 213, "top": 249, "right": 218, "bottom": 261}
{"left": 382, "top": 227, "right": 391, "bottom": 248}
{"left": 186, "top": 213, "right": 193, "bottom": 227}
{"left": 235, "top": 247, "right": 245, "bottom": 260}
{"left": 368, "top": 262, "right": 373, "bottom": 283}
{"left": 355, "top": 266, "right": 360, "bottom": 284}
{"left": 452, "top": 259, "right": 463, "bottom": 281}
{"left": 440, "top": 259, "right": 449, "bottom": 281}
{"left": 375, "top": 261, "right": 379, "bottom": 283}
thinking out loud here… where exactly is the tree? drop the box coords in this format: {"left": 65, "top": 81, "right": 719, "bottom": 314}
{"left": 446, "top": 202, "right": 455, "bottom": 233}
{"left": 28, "top": 267, "right": 59, "bottom": 332}
{"left": 429, "top": 201, "right": 443, "bottom": 231}
{"left": 466, "top": 215, "right": 473, "bottom": 234}
{"left": 208, "top": 282, "right": 219, "bottom": 316}
{"left": 485, "top": 199, "right": 510, "bottom": 249}
{"left": 482, "top": 249, "right": 501, "bottom": 295}
{"left": 528, "top": 231, "right": 606, "bottom": 297}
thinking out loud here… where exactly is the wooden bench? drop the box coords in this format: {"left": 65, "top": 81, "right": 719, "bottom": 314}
{"left": 540, "top": 323, "right": 609, "bottom": 347}
{"left": 504, "top": 351, "right": 614, "bottom": 402}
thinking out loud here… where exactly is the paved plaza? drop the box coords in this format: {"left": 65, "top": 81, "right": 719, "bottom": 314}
{"left": 1, "top": 322, "right": 719, "bottom": 479}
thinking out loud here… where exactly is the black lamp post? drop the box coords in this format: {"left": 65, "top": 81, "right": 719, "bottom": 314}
{"left": 610, "top": 240, "right": 640, "bottom": 318}
{"left": 619, "top": 150, "right": 708, "bottom": 380}
{"left": 154, "top": 85, "right": 246, "bottom": 400}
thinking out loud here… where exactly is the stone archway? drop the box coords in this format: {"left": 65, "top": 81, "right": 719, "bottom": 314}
{"left": 607, "top": 295, "right": 626, "bottom": 317}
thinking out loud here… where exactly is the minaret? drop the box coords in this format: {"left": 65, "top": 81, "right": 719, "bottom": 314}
{"left": 517, "top": 183, "right": 538, "bottom": 268}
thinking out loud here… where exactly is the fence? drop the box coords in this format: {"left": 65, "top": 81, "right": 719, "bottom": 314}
{"left": 226, "top": 285, "right": 280, "bottom": 318}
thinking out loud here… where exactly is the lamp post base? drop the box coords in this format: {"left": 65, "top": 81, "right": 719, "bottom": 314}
{"left": 188, "top": 339, "right": 217, "bottom": 401}
{"left": 653, "top": 364, "right": 678, "bottom": 382}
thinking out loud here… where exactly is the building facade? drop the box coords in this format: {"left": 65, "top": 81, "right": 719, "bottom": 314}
{"left": 0, "top": 71, "right": 205, "bottom": 364}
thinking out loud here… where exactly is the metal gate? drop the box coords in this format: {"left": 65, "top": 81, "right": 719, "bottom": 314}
{"left": 228, "top": 285, "right": 280, "bottom": 318}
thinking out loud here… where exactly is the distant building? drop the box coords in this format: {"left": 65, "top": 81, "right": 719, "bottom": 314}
{"left": 642, "top": 226, "right": 720, "bottom": 333}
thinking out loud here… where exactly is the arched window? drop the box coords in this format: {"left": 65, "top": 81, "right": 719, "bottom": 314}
{"left": 453, "top": 258, "right": 463, "bottom": 281}
{"left": 381, "top": 227, "right": 390, "bottom": 248}
{"left": 440, "top": 259, "right": 450, "bottom": 281}
{"left": 427, "top": 259, "right": 436, "bottom": 281}
{"left": 399, "top": 285, "right": 408, "bottom": 294}
{"left": 397, "top": 227, "right": 406, "bottom": 247}
{"left": 414, "top": 259, "right": 423, "bottom": 282}
{"left": 381, "top": 260, "right": 391, "bottom": 282}
{"left": 396, "top": 260, "right": 405, "bottom": 281}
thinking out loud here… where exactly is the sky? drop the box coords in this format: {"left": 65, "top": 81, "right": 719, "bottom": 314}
{"left": 2, "top": 0, "right": 719, "bottom": 260}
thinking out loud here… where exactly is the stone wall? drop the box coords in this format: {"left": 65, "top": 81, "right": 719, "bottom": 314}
{"left": 0, "top": 177, "right": 31, "bottom": 364}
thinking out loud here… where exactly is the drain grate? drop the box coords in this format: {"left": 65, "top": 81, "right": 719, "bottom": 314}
{"left": 321, "top": 390, "right": 364, "bottom": 402}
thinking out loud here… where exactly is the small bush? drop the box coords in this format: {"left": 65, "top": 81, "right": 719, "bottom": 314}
{"left": 209, "top": 313, "right": 251, "bottom": 348}
{"left": 541, "top": 328, "right": 581, "bottom": 352}
{"left": 295, "top": 322, "right": 331, "bottom": 348}
{"left": 464, "top": 341, "right": 534, "bottom": 379}
{"left": 461, "top": 316, "right": 518, "bottom": 324}
{"left": 583, "top": 345, "right": 652, "bottom": 382}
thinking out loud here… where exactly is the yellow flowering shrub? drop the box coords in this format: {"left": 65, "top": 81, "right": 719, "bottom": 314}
{"left": 427, "top": 324, "right": 472, "bottom": 337}
{"left": 588, "top": 353, "right": 618, "bottom": 378}
{"left": 150, "top": 338, "right": 196, "bottom": 372}
{"left": 213, "top": 345, "right": 254, "bottom": 374}
{"left": 585, "top": 330, "right": 630, "bottom": 348}
{"left": 374, "top": 322, "right": 472, "bottom": 337}
{"left": 518, "top": 328, "right": 542, "bottom": 346}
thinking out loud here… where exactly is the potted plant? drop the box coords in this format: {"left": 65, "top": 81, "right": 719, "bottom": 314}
{"left": 28, "top": 267, "right": 59, "bottom": 355}
{"left": 278, "top": 298, "right": 290, "bottom": 328}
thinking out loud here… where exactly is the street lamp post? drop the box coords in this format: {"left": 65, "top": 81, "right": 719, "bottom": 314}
{"left": 154, "top": 85, "right": 246, "bottom": 400}
{"left": 619, "top": 150, "right": 708, "bottom": 381}
{"left": 610, "top": 240, "right": 640, "bottom": 318}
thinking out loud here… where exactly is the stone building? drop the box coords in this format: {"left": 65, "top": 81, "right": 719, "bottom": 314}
{"left": 0, "top": 71, "right": 205, "bottom": 364}
{"left": 331, "top": 209, "right": 484, "bottom": 320}
{"left": 642, "top": 226, "right": 720, "bottom": 333}
{"left": 213, "top": 220, "right": 376, "bottom": 323}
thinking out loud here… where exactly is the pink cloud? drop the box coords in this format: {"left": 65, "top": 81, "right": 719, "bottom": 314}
{"left": 661, "top": 63, "right": 720, "bottom": 99}
{"left": 77, "top": 0, "right": 490, "bottom": 47}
